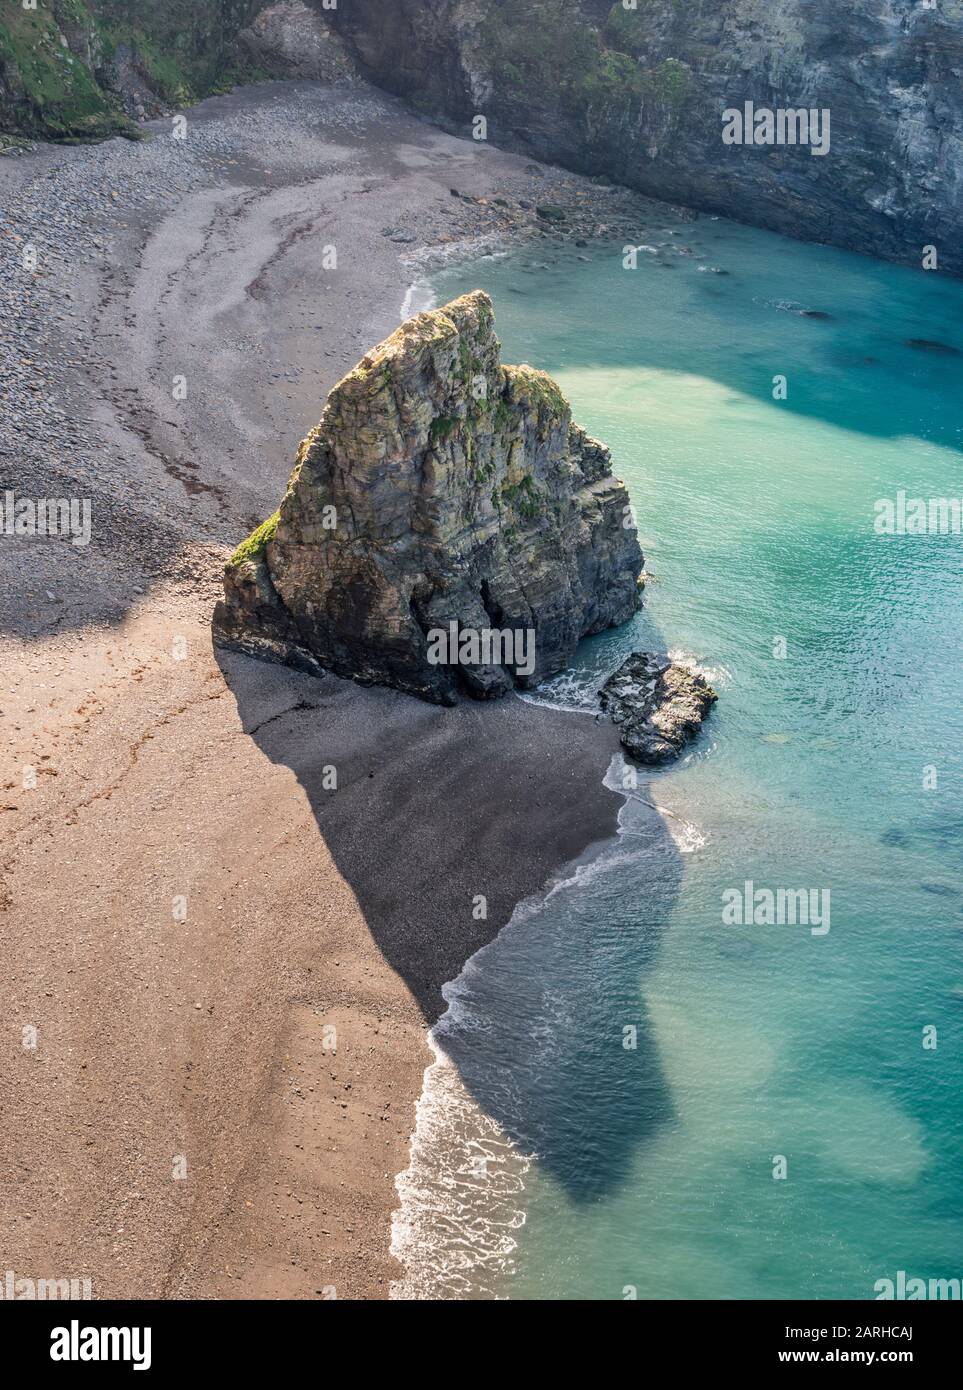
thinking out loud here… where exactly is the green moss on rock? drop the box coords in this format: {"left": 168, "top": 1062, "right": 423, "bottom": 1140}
{"left": 429, "top": 413, "right": 459, "bottom": 443}
{"left": 642, "top": 58, "right": 692, "bottom": 111}
{"left": 474, "top": 0, "right": 694, "bottom": 127}
{"left": 500, "top": 471, "right": 541, "bottom": 521}
{"left": 0, "top": 2, "right": 127, "bottom": 138}
{"left": 0, "top": 0, "right": 265, "bottom": 139}
{"left": 230, "top": 509, "right": 279, "bottom": 567}
{"left": 504, "top": 363, "right": 568, "bottom": 416}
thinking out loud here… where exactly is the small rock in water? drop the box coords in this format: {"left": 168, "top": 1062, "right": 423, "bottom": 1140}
{"left": 599, "top": 652, "right": 717, "bottom": 764}
{"left": 919, "top": 881, "right": 958, "bottom": 898}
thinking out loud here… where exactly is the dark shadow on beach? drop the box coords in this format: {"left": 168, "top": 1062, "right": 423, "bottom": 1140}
{"left": 216, "top": 642, "right": 683, "bottom": 1202}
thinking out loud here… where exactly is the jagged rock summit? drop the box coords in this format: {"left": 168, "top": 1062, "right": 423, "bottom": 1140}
{"left": 213, "top": 290, "right": 644, "bottom": 704}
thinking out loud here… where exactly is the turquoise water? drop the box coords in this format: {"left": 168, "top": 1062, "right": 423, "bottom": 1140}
{"left": 392, "top": 217, "right": 963, "bottom": 1300}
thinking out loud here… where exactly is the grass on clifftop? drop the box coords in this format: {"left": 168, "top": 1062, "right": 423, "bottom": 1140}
{"left": 0, "top": 0, "right": 269, "bottom": 139}
{"left": 503, "top": 363, "right": 568, "bottom": 416}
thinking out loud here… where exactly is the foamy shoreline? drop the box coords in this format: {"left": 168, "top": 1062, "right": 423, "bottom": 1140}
{"left": 388, "top": 742, "right": 706, "bottom": 1298}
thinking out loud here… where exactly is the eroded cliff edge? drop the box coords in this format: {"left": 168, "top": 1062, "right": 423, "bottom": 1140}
{"left": 213, "top": 291, "right": 644, "bottom": 704}
{"left": 330, "top": 0, "right": 963, "bottom": 275}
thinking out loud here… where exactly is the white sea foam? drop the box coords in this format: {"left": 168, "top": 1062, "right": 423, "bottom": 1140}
{"left": 390, "top": 895, "right": 555, "bottom": 1298}
{"left": 514, "top": 691, "right": 599, "bottom": 715}
{"left": 658, "top": 812, "right": 708, "bottom": 853}
{"left": 668, "top": 647, "right": 732, "bottom": 689}
{"left": 401, "top": 230, "right": 515, "bottom": 276}
{"left": 755, "top": 296, "right": 828, "bottom": 318}
{"left": 390, "top": 1027, "right": 531, "bottom": 1300}
{"left": 400, "top": 279, "right": 436, "bottom": 320}
{"left": 514, "top": 666, "right": 601, "bottom": 713}
{"left": 604, "top": 753, "right": 708, "bottom": 853}
{"left": 390, "top": 851, "right": 626, "bottom": 1298}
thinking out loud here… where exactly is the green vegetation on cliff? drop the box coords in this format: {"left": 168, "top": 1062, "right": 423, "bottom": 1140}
{"left": 230, "top": 508, "right": 279, "bottom": 567}
{"left": 478, "top": 0, "right": 603, "bottom": 113}
{"left": 504, "top": 363, "right": 568, "bottom": 416}
{"left": 96, "top": 0, "right": 266, "bottom": 101}
{"left": 0, "top": 0, "right": 266, "bottom": 139}
{"left": 477, "top": 0, "right": 694, "bottom": 124}
{"left": 0, "top": 1, "right": 123, "bottom": 139}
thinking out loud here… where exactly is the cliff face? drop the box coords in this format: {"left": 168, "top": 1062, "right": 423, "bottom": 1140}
{"left": 213, "top": 291, "right": 644, "bottom": 704}
{"left": 330, "top": 0, "right": 963, "bottom": 275}
{"left": 0, "top": 0, "right": 349, "bottom": 140}
{"left": 0, "top": 0, "right": 260, "bottom": 138}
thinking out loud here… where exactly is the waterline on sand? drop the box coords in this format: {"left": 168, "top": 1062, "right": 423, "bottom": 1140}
{"left": 389, "top": 750, "right": 693, "bottom": 1298}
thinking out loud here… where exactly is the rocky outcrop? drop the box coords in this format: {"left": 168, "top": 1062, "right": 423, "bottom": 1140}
{"left": 237, "top": 2, "right": 358, "bottom": 83}
{"left": 213, "top": 291, "right": 644, "bottom": 704}
{"left": 600, "top": 652, "right": 717, "bottom": 764}
{"left": 329, "top": 0, "right": 963, "bottom": 275}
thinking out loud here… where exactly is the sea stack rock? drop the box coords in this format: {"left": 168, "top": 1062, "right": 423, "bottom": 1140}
{"left": 600, "top": 652, "right": 717, "bottom": 763}
{"left": 213, "top": 291, "right": 644, "bottom": 703}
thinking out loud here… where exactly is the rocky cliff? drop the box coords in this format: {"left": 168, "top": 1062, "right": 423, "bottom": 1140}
{"left": 329, "top": 0, "right": 963, "bottom": 275}
{"left": 213, "top": 291, "right": 644, "bottom": 704}
{"left": 0, "top": 0, "right": 351, "bottom": 140}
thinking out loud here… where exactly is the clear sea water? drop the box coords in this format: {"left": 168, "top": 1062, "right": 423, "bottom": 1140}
{"left": 391, "top": 215, "right": 963, "bottom": 1300}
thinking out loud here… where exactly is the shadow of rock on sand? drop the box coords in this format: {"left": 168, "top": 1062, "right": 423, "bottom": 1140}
{"left": 217, "top": 642, "right": 683, "bottom": 1203}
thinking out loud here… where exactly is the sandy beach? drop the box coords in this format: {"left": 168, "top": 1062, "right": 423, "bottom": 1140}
{"left": 0, "top": 79, "right": 654, "bottom": 1298}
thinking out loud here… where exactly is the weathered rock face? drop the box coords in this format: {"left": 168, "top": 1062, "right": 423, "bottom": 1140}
{"left": 330, "top": 0, "right": 963, "bottom": 275}
{"left": 0, "top": 0, "right": 344, "bottom": 139}
{"left": 600, "top": 652, "right": 717, "bottom": 764}
{"left": 213, "top": 291, "right": 644, "bottom": 704}
{"left": 237, "top": 2, "right": 358, "bottom": 83}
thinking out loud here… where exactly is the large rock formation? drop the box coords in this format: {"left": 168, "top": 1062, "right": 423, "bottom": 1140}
{"left": 329, "top": 0, "right": 963, "bottom": 276}
{"left": 236, "top": 1, "right": 358, "bottom": 83}
{"left": 213, "top": 291, "right": 643, "bottom": 704}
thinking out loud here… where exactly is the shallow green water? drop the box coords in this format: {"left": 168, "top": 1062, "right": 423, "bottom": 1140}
{"left": 392, "top": 216, "right": 963, "bottom": 1301}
